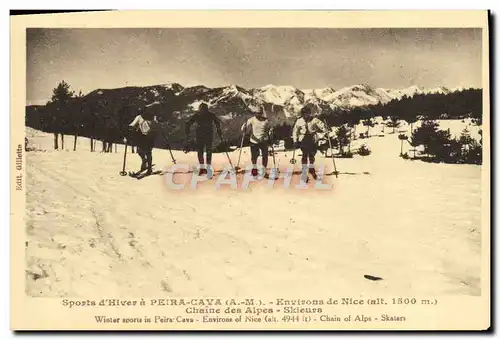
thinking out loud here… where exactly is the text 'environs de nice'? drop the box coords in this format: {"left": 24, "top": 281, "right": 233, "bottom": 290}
{"left": 62, "top": 297, "right": 392, "bottom": 309}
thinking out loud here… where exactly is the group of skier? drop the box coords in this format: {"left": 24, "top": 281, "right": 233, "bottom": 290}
{"left": 124, "top": 102, "right": 331, "bottom": 180}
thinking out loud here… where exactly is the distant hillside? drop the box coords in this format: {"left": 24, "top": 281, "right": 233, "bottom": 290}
{"left": 25, "top": 82, "right": 482, "bottom": 150}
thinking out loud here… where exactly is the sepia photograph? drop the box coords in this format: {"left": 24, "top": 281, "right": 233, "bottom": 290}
{"left": 11, "top": 10, "right": 490, "bottom": 330}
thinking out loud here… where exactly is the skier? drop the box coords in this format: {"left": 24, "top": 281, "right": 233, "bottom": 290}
{"left": 184, "top": 103, "right": 222, "bottom": 176}
{"left": 126, "top": 107, "right": 158, "bottom": 176}
{"left": 292, "top": 105, "right": 328, "bottom": 180}
{"left": 241, "top": 106, "right": 271, "bottom": 177}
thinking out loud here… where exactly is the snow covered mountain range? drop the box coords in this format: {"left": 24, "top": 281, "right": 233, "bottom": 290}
{"left": 121, "top": 82, "right": 462, "bottom": 118}
{"left": 26, "top": 81, "right": 477, "bottom": 149}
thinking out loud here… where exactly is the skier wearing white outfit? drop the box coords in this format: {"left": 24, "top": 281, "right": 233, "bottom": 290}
{"left": 292, "top": 105, "right": 328, "bottom": 178}
{"left": 241, "top": 107, "right": 272, "bottom": 177}
{"left": 126, "top": 108, "right": 158, "bottom": 176}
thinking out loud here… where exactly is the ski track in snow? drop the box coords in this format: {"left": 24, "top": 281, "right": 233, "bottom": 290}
{"left": 25, "top": 119, "right": 482, "bottom": 297}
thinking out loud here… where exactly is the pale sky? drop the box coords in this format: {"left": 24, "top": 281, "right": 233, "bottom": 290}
{"left": 27, "top": 28, "right": 482, "bottom": 105}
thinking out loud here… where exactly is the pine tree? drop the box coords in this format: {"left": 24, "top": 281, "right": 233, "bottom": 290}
{"left": 410, "top": 120, "right": 440, "bottom": 158}
{"left": 386, "top": 116, "right": 401, "bottom": 134}
{"left": 347, "top": 113, "right": 361, "bottom": 140}
{"left": 362, "top": 117, "right": 375, "bottom": 137}
{"left": 335, "top": 125, "right": 350, "bottom": 155}
{"left": 398, "top": 134, "right": 408, "bottom": 156}
{"left": 48, "top": 80, "right": 76, "bottom": 150}
{"left": 405, "top": 115, "right": 418, "bottom": 135}
{"left": 49, "top": 80, "right": 75, "bottom": 105}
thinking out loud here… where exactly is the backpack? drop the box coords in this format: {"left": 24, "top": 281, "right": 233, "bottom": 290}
{"left": 139, "top": 117, "right": 158, "bottom": 136}
{"left": 140, "top": 119, "right": 152, "bottom": 135}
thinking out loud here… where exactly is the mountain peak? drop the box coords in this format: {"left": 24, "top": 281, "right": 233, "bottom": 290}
{"left": 347, "top": 84, "right": 375, "bottom": 92}
{"left": 259, "top": 84, "right": 298, "bottom": 91}
{"left": 224, "top": 84, "right": 247, "bottom": 93}
{"left": 427, "top": 86, "right": 451, "bottom": 95}
{"left": 159, "top": 82, "right": 184, "bottom": 92}
{"left": 260, "top": 84, "right": 277, "bottom": 90}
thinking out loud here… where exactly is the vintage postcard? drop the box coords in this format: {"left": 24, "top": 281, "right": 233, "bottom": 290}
{"left": 11, "top": 10, "right": 490, "bottom": 330}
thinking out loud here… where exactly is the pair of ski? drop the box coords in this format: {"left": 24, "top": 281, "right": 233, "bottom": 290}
{"left": 237, "top": 101, "right": 339, "bottom": 179}
{"left": 175, "top": 166, "right": 333, "bottom": 183}
{"left": 117, "top": 143, "right": 163, "bottom": 180}
{"left": 128, "top": 165, "right": 163, "bottom": 180}
{"left": 232, "top": 121, "right": 281, "bottom": 177}
{"left": 189, "top": 167, "right": 277, "bottom": 180}
{"left": 119, "top": 130, "right": 177, "bottom": 179}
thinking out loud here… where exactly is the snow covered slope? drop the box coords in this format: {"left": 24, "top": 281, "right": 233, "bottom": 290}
{"left": 252, "top": 85, "right": 305, "bottom": 117}
{"left": 25, "top": 120, "right": 482, "bottom": 297}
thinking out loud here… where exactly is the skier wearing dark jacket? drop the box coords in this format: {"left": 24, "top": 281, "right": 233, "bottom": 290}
{"left": 185, "top": 103, "right": 222, "bottom": 175}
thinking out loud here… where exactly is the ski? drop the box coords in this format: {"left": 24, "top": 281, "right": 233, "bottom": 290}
{"left": 154, "top": 167, "right": 335, "bottom": 179}
{"left": 128, "top": 164, "right": 156, "bottom": 178}
{"left": 206, "top": 168, "right": 246, "bottom": 179}
{"left": 128, "top": 171, "right": 142, "bottom": 178}
{"left": 323, "top": 171, "right": 339, "bottom": 177}
{"left": 134, "top": 170, "right": 163, "bottom": 180}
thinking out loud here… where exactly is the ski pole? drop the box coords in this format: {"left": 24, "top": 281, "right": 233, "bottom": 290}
{"left": 217, "top": 128, "right": 235, "bottom": 171}
{"left": 267, "top": 129, "right": 279, "bottom": 178}
{"left": 289, "top": 116, "right": 300, "bottom": 164}
{"left": 161, "top": 131, "right": 177, "bottom": 164}
{"left": 322, "top": 120, "right": 338, "bottom": 178}
{"left": 268, "top": 130, "right": 277, "bottom": 168}
{"left": 235, "top": 121, "right": 247, "bottom": 171}
{"left": 119, "top": 139, "right": 128, "bottom": 176}
{"left": 289, "top": 147, "right": 297, "bottom": 164}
